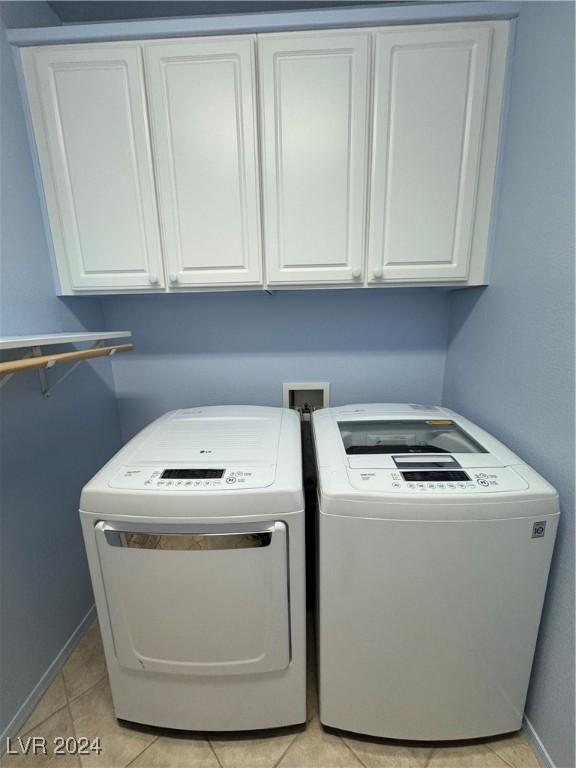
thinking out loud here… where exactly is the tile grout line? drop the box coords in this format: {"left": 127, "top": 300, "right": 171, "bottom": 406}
{"left": 60, "top": 654, "right": 159, "bottom": 768}
{"left": 19, "top": 671, "right": 71, "bottom": 739}
{"left": 207, "top": 739, "right": 224, "bottom": 768}
{"left": 19, "top": 701, "right": 69, "bottom": 739}
{"left": 485, "top": 741, "right": 519, "bottom": 768}
{"left": 124, "top": 735, "right": 160, "bottom": 768}
{"left": 64, "top": 676, "right": 77, "bottom": 728}
{"left": 340, "top": 735, "right": 369, "bottom": 768}
{"left": 62, "top": 668, "right": 88, "bottom": 768}
{"left": 61, "top": 655, "right": 159, "bottom": 768}
{"left": 271, "top": 732, "right": 300, "bottom": 768}
{"left": 66, "top": 673, "right": 107, "bottom": 705}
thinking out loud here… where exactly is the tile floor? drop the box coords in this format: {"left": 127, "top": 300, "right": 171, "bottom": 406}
{"left": 4, "top": 621, "right": 541, "bottom": 768}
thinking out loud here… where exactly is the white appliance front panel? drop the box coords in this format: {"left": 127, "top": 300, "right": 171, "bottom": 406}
{"left": 109, "top": 466, "right": 275, "bottom": 490}
{"left": 346, "top": 466, "right": 528, "bottom": 494}
{"left": 319, "top": 511, "right": 558, "bottom": 740}
{"left": 346, "top": 452, "right": 505, "bottom": 470}
{"left": 95, "top": 520, "right": 290, "bottom": 675}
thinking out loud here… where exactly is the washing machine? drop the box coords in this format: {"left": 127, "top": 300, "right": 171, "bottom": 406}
{"left": 312, "top": 403, "right": 559, "bottom": 741}
{"left": 80, "top": 406, "right": 306, "bottom": 731}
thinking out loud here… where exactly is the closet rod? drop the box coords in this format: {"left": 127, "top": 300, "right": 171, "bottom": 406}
{"left": 0, "top": 343, "right": 133, "bottom": 375}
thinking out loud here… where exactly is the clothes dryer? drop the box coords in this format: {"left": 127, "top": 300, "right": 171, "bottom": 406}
{"left": 80, "top": 406, "right": 306, "bottom": 731}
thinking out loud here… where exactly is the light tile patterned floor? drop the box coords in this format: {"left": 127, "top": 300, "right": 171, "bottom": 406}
{"left": 4, "top": 621, "right": 541, "bottom": 768}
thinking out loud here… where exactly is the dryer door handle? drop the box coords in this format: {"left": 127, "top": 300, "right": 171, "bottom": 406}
{"left": 98, "top": 522, "right": 276, "bottom": 550}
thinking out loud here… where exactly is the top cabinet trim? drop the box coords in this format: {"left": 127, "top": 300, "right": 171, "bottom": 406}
{"left": 7, "top": 3, "right": 520, "bottom": 46}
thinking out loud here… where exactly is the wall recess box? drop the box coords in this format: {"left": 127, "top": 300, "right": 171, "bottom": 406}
{"left": 283, "top": 382, "right": 330, "bottom": 419}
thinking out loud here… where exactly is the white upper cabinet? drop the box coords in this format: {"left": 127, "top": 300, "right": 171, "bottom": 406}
{"left": 21, "top": 44, "right": 165, "bottom": 292}
{"left": 144, "top": 36, "right": 262, "bottom": 288}
{"left": 368, "top": 22, "right": 509, "bottom": 284}
{"left": 18, "top": 20, "right": 510, "bottom": 293}
{"left": 259, "top": 32, "right": 370, "bottom": 285}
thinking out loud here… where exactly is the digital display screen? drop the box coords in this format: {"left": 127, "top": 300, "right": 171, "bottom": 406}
{"left": 401, "top": 470, "right": 471, "bottom": 482}
{"left": 161, "top": 469, "right": 225, "bottom": 479}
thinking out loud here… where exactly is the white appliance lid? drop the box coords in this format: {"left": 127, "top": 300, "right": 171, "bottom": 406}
{"left": 338, "top": 418, "right": 488, "bottom": 458}
{"left": 128, "top": 408, "right": 282, "bottom": 466}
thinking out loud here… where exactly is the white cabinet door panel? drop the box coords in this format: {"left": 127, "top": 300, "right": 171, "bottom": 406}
{"left": 259, "top": 33, "right": 370, "bottom": 285}
{"left": 144, "top": 37, "right": 262, "bottom": 287}
{"left": 22, "top": 45, "right": 164, "bottom": 292}
{"left": 369, "top": 23, "right": 504, "bottom": 283}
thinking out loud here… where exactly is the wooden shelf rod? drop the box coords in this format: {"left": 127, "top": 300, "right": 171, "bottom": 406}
{"left": 0, "top": 343, "right": 133, "bottom": 376}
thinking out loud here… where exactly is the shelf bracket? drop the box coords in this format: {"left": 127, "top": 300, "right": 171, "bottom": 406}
{"left": 0, "top": 350, "right": 33, "bottom": 390}
{"left": 33, "top": 346, "right": 50, "bottom": 396}
{"left": 39, "top": 340, "right": 105, "bottom": 398}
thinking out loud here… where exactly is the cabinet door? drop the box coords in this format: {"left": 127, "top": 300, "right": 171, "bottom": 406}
{"left": 368, "top": 23, "right": 507, "bottom": 284}
{"left": 259, "top": 32, "right": 370, "bottom": 285}
{"left": 22, "top": 45, "right": 164, "bottom": 292}
{"left": 144, "top": 37, "right": 262, "bottom": 288}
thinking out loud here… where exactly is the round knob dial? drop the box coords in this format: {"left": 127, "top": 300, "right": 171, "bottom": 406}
{"left": 148, "top": 274, "right": 159, "bottom": 285}
{"left": 169, "top": 273, "right": 179, "bottom": 284}
{"left": 352, "top": 268, "right": 362, "bottom": 279}
{"left": 373, "top": 267, "right": 383, "bottom": 279}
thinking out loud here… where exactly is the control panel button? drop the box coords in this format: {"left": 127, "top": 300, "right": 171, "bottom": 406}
{"left": 226, "top": 476, "right": 237, "bottom": 484}
{"left": 477, "top": 479, "right": 490, "bottom": 487}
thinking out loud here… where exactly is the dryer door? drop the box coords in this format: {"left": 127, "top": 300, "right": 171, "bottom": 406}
{"left": 94, "top": 520, "right": 290, "bottom": 675}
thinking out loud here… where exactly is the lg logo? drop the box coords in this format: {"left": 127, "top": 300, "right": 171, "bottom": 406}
{"left": 532, "top": 521, "right": 546, "bottom": 539}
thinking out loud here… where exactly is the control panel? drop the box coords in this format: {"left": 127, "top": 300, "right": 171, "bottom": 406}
{"left": 347, "top": 466, "right": 528, "bottom": 493}
{"left": 109, "top": 466, "right": 275, "bottom": 491}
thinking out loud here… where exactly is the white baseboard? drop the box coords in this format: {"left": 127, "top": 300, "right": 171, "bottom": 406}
{"left": 0, "top": 604, "right": 96, "bottom": 747}
{"left": 524, "top": 715, "right": 557, "bottom": 768}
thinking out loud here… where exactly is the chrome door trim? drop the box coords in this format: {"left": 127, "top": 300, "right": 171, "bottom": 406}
{"left": 97, "top": 521, "right": 277, "bottom": 550}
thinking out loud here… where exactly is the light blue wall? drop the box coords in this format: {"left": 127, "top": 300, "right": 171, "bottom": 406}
{"left": 101, "top": 290, "right": 450, "bottom": 441}
{"left": 2, "top": 2, "right": 573, "bottom": 764}
{"left": 443, "top": 4, "right": 575, "bottom": 767}
{"left": 0, "top": 2, "right": 122, "bottom": 737}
